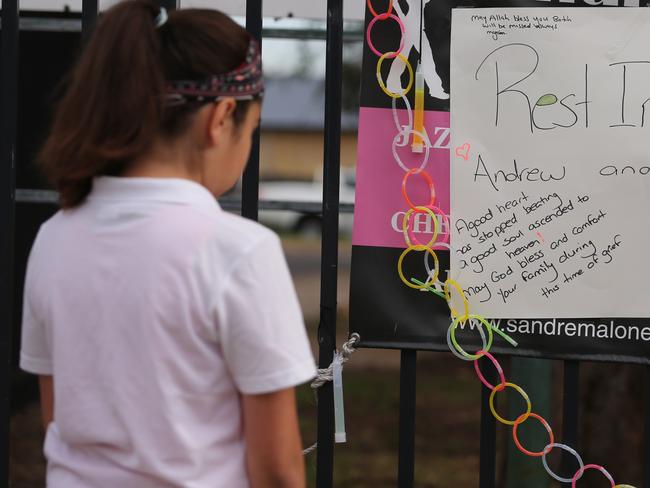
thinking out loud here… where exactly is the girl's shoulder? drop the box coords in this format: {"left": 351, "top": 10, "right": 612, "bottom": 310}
{"left": 202, "top": 210, "right": 281, "bottom": 265}
{"left": 212, "top": 210, "right": 277, "bottom": 244}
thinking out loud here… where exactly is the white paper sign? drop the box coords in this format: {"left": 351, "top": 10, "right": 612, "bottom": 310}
{"left": 450, "top": 7, "right": 650, "bottom": 318}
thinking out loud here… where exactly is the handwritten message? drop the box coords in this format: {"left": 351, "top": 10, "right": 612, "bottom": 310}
{"left": 450, "top": 8, "right": 650, "bottom": 318}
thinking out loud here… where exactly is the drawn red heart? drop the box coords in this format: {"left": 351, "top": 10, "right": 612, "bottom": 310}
{"left": 455, "top": 143, "right": 471, "bottom": 161}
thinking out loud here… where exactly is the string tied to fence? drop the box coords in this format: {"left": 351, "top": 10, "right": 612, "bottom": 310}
{"left": 309, "top": 333, "right": 360, "bottom": 390}
{"left": 303, "top": 333, "right": 361, "bottom": 455}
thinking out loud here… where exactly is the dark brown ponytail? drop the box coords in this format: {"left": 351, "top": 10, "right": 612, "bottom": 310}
{"left": 39, "top": 0, "right": 252, "bottom": 208}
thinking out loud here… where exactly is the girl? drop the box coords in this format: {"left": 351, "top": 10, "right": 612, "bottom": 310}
{"left": 19, "top": 1, "right": 316, "bottom": 487}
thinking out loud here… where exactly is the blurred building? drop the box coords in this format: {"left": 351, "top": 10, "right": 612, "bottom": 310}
{"left": 260, "top": 77, "right": 359, "bottom": 181}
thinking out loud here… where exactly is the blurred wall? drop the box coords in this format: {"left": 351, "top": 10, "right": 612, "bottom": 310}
{"left": 260, "top": 131, "right": 357, "bottom": 180}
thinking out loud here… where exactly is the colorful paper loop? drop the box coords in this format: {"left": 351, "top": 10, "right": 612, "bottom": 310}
{"left": 448, "top": 314, "right": 494, "bottom": 360}
{"left": 542, "top": 443, "right": 585, "bottom": 484}
{"left": 428, "top": 206, "right": 450, "bottom": 245}
{"left": 446, "top": 317, "right": 487, "bottom": 362}
{"left": 366, "top": 0, "right": 394, "bottom": 18}
{"left": 402, "top": 205, "right": 439, "bottom": 248}
{"left": 376, "top": 52, "right": 414, "bottom": 99}
{"left": 366, "top": 14, "right": 405, "bottom": 58}
{"left": 512, "top": 413, "right": 554, "bottom": 457}
{"left": 402, "top": 168, "right": 436, "bottom": 209}
{"left": 392, "top": 128, "right": 430, "bottom": 173}
{"left": 392, "top": 94, "right": 413, "bottom": 135}
{"left": 443, "top": 279, "right": 470, "bottom": 321}
{"left": 571, "top": 464, "right": 615, "bottom": 488}
{"left": 489, "top": 382, "right": 532, "bottom": 426}
{"left": 473, "top": 350, "right": 506, "bottom": 391}
{"left": 397, "top": 245, "right": 439, "bottom": 290}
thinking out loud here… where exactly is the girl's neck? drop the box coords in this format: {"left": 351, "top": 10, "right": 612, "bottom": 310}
{"left": 122, "top": 160, "right": 199, "bottom": 181}
{"left": 122, "top": 139, "right": 202, "bottom": 182}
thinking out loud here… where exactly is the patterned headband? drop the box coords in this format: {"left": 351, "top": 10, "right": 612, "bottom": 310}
{"left": 164, "top": 39, "right": 264, "bottom": 106}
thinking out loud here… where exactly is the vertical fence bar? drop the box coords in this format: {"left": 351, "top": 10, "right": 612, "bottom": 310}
{"left": 156, "top": 0, "right": 178, "bottom": 11}
{"left": 0, "top": 0, "right": 19, "bottom": 483}
{"left": 643, "top": 366, "right": 650, "bottom": 488}
{"left": 81, "top": 0, "right": 98, "bottom": 41}
{"left": 505, "top": 358, "right": 551, "bottom": 488}
{"left": 561, "top": 361, "right": 580, "bottom": 475}
{"left": 479, "top": 366, "right": 497, "bottom": 488}
{"left": 242, "top": 0, "right": 263, "bottom": 221}
{"left": 315, "top": 0, "right": 343, "bottom": 486}
{"left": 397, "top": 350, "right": 417, "bottom": 488}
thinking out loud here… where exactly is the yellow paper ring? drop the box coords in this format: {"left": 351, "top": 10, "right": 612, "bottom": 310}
{"left": 402, "top": 206, "right": 439, "bottom": 249}
{"left": 489, "top": 382, "right": 532, "bottom": 426}
{"left": 444, "top": 279, "right": 470, "bottom": 321}
{"left": 376, "top": 52, "right": 414, "bottom": 99}
{"left": 397, "top": 245, "right": 439, "bottom": 289}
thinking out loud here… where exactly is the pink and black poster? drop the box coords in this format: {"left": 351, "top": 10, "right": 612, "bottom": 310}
{"left": 349, "top": 0, "right": 650, "bottom": 364}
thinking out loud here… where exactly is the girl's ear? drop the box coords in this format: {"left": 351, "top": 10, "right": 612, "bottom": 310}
{"left": 206, "top": 98, "right": 237, "bottom": 146}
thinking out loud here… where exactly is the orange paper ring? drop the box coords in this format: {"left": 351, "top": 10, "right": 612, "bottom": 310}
{"left": 367, "top": 0, "right": 393, "bottom": 18}
{"left": 512, "top": 413, "right": 554, "bottom": 457}
{"left": 402, "top": 168, "right": 436, "bottom": 209}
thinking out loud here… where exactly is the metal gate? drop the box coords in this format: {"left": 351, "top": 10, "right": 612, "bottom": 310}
{"left": 2, "top": 0, "right": 650, "bottom": 487}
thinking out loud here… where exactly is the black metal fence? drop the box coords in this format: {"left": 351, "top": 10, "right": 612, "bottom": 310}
{"left": 1, "top": 0, "right": 650, "bottom": 487}
{"left": 1, "top": 0, "right": 18, "bottom": 481}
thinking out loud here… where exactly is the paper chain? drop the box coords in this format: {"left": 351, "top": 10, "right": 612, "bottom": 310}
{"left": 365, "top": 1, "right": 637, "bottom": 485}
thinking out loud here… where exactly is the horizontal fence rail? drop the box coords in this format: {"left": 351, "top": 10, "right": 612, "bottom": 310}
{"left": 14, "top": 190, "right": 355, "bottom": 214}
{"left": 0, "top": 16, "right": 363, "bottom": 41}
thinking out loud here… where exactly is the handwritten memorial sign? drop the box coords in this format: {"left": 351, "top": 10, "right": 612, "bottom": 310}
{"left": 451, "top": 8, "right": 650, "bottom": 318}
{"left": 351, "top": 0, "right": 650, "bottom": 362}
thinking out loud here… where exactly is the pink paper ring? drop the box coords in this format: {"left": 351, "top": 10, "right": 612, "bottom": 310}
{"left": 366, "top": 14, "right": 405, "bottom": 58}
{"left": 473, "top": 350, "right": 506, "bottom": 391}
{"left": 571, "top": 464, "right": 615, "bottom": 488}
{"left": 428, "top": 205, "right": 450, "bottom": 245}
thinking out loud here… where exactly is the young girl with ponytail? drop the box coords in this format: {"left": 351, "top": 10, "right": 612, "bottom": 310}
{"left": 19, "top": 1, "right": 315, "bottom": 486}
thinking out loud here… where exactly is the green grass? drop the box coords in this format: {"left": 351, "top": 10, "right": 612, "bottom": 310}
{"left": 297, "top": 354, "right": 484, "bottom": 487}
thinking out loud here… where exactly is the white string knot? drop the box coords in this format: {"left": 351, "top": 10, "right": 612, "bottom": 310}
{"left": 154, "top": 7, "right": 168, "bottom": 28}
{"left": 310, "top": 333, "right": 360, "bottom": 390}
{"left": 303, "top": 333, "right": 360, "bottom": 455}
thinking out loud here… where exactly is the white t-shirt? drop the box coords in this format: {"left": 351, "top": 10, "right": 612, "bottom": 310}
{"left": 20, "top": 176, "right": 317, "bottom": 488}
